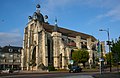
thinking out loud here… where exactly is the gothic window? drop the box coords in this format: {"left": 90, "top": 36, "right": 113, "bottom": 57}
{"left": 60, "top": 53, "right": 62, "bottom": 68}
{"left": 81, "top": 42, "right": 88, "bottom": 49}
{"left": 62, "top": 38, "right": 64, "bottom": 41}
{"left": 68, "top": 39, "right": 71, "bottom": 43}
{"left": 31, "top": 46, "right": 36, "bottom": 66}
{"left": 81, "top": 42, "right": 83, "bottom": 45}
{"left": 47, "top": 39, "right": 52, "bottom": 65}
{"left": 92, "top": 44, "right": 97, "bottom": 51}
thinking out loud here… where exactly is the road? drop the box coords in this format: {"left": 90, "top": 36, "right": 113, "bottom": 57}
{"left": 0, "top": 72, "right": 96, "bottom": 78}
{"left": 1, "top": 68, "right": 120, "bottom": 78}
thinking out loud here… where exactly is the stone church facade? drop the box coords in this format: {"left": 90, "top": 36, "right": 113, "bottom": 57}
{"left": 21, "top": 4, "right": 98, "bottom": 71}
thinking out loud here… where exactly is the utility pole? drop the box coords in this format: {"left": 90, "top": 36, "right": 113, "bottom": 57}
{"left": 97, "top": 40, "right": 102, "bottom": 74}
{"left": 99, "top": 28, "right": 112, "bottom": 72}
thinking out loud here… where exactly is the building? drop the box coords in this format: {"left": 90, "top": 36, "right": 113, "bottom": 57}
{"left": 0, "top": 45, "right": 22, "bottom": 70}
{"left": 101, "top": 41, "right": 106, "bottom": 57}
{"left": 21, "top": 4, "right": 98, "bottom": 71}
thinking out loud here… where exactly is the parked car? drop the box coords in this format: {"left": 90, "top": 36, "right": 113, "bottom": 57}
{"left": 69, "top": 66, "right": 82, "bottom": 73}
{"left": 1, "top": 69, "right": 13, "bottom": 73}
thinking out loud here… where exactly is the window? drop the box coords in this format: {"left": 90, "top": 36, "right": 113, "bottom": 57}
{"left": 1, "top": 59, "right": 6, "bottom": 62}
{"left": 9, "top": 60, "right": 13, "bottom": 62}
{"left": 16, "top": 60, "right": 20, "bottom": 63}
{"left": 2, "top": 54, "right": 5, "bottom": 57}
{"left": 10, "top": 54, "right": 13, "bottom": 57}
{"left": 9, "top": 48, "right": 13, "bottom": 52}
{"left": 18, "top": 49, "right": 21, "bottom": 52}
{"left": 62, "top": 38, "right": 64, "bottom": 41}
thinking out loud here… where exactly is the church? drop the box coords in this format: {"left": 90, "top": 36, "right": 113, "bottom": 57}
{"left": 21, "top": 4, "right": 99, "bottom": 71}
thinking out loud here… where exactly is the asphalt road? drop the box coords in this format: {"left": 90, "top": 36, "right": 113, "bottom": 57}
{"left": 0, "top": 72, "right": 95, "bottom": 78}
{"left": 1, "top": 68, "right": 120, "bottom": 78}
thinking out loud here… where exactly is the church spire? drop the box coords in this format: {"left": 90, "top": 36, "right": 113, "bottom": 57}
{"left": 54, "top": 17, "right": 59, "bottom": 32}
{"left": 55, "top": 17, "right": 57, "bottom": 26}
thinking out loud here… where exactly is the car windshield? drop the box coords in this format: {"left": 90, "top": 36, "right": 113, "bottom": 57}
{"left": 72, "top": 66, "right": 79, "bottom": 69}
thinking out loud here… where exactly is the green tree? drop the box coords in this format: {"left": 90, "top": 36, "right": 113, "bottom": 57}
{"left": 111, "top": 37, "right": 120, "bottom": 64}
{"left": 72, "top": 49, "right": 89, "bottom": 67}
{"left": 105, "top": 52, "right": 113, "bottom": 65}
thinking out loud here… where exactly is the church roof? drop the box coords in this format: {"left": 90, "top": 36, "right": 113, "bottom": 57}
{"left": 26, "top": 4, "right": 96, "bottom": 41}
{"left": 42, "top": 23, "right": 96, "bottom": 41}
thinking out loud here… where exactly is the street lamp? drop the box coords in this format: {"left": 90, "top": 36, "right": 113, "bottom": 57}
{"left": 99, "top": 28, "right": 112, "bottom": 72}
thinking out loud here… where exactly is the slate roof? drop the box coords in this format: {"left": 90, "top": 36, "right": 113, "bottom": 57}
{"left": 42, "top": 23, "right": 96, "bottom": 41}
{"left": 1, "top": 46, "right": 22, "bottom": 53}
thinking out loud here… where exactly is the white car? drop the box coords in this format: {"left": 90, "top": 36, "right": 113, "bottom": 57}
{"left": 1, "top": 69, "right": 13, "bottom": 73}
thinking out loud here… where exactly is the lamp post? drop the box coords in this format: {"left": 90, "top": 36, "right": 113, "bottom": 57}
{"left": 99, "top": 28, "right": 112, "bottom": 72}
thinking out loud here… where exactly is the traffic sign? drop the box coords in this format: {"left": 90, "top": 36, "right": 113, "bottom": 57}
{"left": 69, "top": 60, "right": 74, "bottom": 64}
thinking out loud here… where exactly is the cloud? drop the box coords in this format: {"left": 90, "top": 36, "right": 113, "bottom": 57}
{"left": 85, "top": 3, "right": 120, "bottom": 25}
{"left": 41, "top": 0, "right": 75, "bottom": 15}
{"left": 42, "top": 0, "right": 120, "bottom": 11}
{"left": 79, "top": 0, "right": 120, "bottom": 9}
{"left": 96, "top": 5, "right": 120, "bottom": 22}
{"left": 11, "top": 28, "right": 20, "bottom": 33}
{"left": 0, "top": 32, "right": 23, "bottom": 47}
{"left": 41, "top": 0, "right": 120, "bottom": 19}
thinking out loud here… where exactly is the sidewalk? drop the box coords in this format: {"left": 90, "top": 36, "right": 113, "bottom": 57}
{"left": 0, "top": 70, "right": 68, "bottom": 76}
{"left": 19, "top": 70, "right": 49, "bottom": 73}
{"left": 93, "top": 72, "right": 120, "bottom": 78}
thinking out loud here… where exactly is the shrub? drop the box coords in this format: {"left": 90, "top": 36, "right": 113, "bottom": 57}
{"left": 48, "top": 65, "right": 56, "bottom": 71}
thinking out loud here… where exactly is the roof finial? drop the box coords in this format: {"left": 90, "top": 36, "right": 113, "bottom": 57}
{"left": 36, "top": 4, "right": 40, "bottom": 13}
{"left": 55, "top": 17, "right": 57, "bottom": 26}
{"left": 28, "top": 16, "right": 32, "bottom": 22}
{"left": 54, "top": 17, "right": 58, "bottom": 32}
{"left": 44, "top": 15, "right": 48, "bottom": 23}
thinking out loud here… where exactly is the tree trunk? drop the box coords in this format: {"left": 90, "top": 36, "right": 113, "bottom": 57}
{"left": 83, "top": 62, "right": 85, "bottom": 68}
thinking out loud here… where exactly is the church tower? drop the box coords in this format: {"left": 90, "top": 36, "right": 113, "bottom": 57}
{"left": 21, "top": 4, "right": 49, "bottom": 71}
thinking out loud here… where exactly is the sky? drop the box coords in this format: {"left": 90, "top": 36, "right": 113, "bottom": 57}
{"left": 0, "top": 0, "right": 120, "bottom": 49}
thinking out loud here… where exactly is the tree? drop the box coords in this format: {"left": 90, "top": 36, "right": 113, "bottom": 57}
{"left": 105, "top": 52, "right": 113, "bottom": 65}
{"left": 72, "top": 49, "right": 89, "bottom": 67}
{"left": 111, "top": 37, "right": 120, "bottom": 64}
